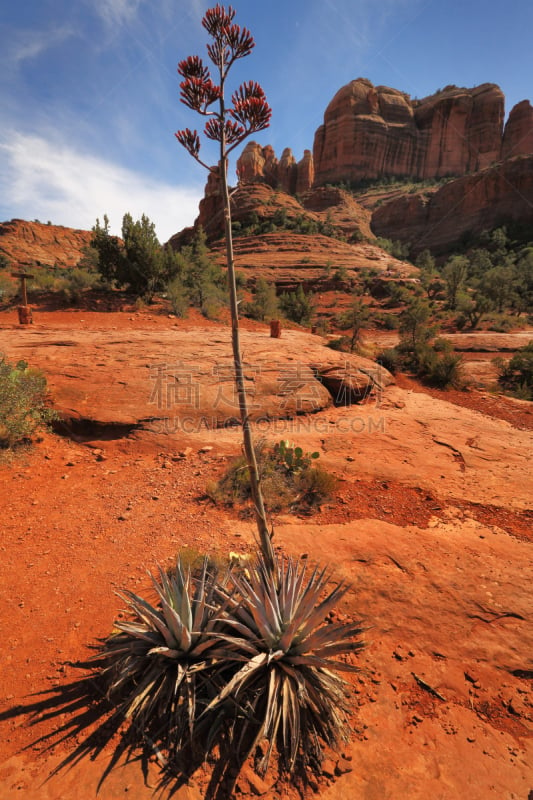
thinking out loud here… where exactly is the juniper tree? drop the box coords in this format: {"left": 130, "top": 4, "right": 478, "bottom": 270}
{"left": 175, "top": 5, "right": 275, "bottom": 571}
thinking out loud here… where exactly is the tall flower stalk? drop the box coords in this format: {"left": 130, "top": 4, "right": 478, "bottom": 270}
{"left": 176, "top": 5, "right": 275, "bottom": 572}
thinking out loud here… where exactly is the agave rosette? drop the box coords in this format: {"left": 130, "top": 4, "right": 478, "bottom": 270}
{"left": 96, "top": 558, "right": 230, "bottom": 758}
{"left": 205, "top": 554, "right": 364, "bottom": 774}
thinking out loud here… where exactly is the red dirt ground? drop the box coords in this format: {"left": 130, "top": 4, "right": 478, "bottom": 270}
{"left": 0, "top": 305, "right": 532, "bottom": 799}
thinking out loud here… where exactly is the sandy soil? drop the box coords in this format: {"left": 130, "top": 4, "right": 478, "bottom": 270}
{"left": 0, "top": 306, "right": 531, "bottom": 799}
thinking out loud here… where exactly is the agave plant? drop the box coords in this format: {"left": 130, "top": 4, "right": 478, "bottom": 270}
{"left": 205, "top": 554, "right": 364, "bottom": 776}
{"left": 94, "top": 557, "right": 231, "bottom": 764}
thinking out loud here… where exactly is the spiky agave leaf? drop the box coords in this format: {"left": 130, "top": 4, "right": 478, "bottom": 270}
{"left": 205, "top": 553, "right": 364, "bottom": 775}
{"left": 94, "top": 557, "right": 231, "bottom": 761}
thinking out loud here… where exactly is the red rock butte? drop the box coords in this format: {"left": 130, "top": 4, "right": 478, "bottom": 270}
{"left": 237, "top": 78, "right": 533, "bottom": 189}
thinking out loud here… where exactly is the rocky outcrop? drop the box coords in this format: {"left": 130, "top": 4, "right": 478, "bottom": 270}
{"left": 372, "top": 155, "right": 533, "bottom": 253}
{"left": 313, "top": 79, "right": 505, "bottom": 185}
{"left": 236, "top": 142, "right": 314, "bottom": 193}
{"left": 236, "top": 81, "right": 533, "bottom": 197}
{"left": 301, "top": 185, "right": 373, "bottom": 239}
{"left": 0, "top": 219, "right": 92, "bottom": 269}
{"left": 296, "top": 150, "right": 314, "bottom": 194}
{"left": 193, "top": 178, "right": 377, "bottom": 253}
{"left": 278, "top": 147, "right": 297, "bottom": 194}
{"left": 196, "top": 168, "right": 224, "bottom": 238}
{"left": 502, "top": 100, "right": 533, "bottom": 159}
{"left": 0, "top": 324, "right": 393, "bottom": 428}
{"left": 195, "top": 78, "right": 533, "bottom": 256}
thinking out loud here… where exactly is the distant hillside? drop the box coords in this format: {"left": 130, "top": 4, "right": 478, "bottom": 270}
{"left": 0, "top": 219, "right": 92, "bottom": 270}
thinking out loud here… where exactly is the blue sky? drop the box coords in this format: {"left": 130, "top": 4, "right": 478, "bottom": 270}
{"left": 0, "top": 0, "right": 531, "bottom": 242}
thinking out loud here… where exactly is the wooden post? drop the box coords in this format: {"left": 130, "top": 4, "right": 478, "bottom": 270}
{"left": 270, "top": 319, "right": 281, "bottom": 338}
{"left": 11, "top": 272, "right": 34, "bottom": 324}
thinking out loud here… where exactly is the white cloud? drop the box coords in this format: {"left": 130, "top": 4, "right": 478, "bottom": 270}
{"left": 0, "top": 132, "right": 202, "bottom": 242}
{"left": 92, "top": 0, "right": 146, "bottom": 27}
{"left": 2, "top": 26, "right": 75, "bottom": 71}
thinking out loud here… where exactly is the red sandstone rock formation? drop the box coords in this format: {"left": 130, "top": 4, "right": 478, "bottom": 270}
{"left": 0, "top": 219, "right": 92, "bottom": 269}
{"left": 236, "top": 142, "right": 314, "bottom": 193}
{"left": 278, "top": 147, "right": 297, "bottom": 194}
{"left": 301, "top": 185, "right": 373, "bottom": 240}
{"left": 194, "top": 78, "right": 533, "bottom": 255}
{"left": 236, "top": 141, "right": 268, "bottom": 183}
{"left": 313, "top": 79, "right": 505, "bottom": 185}
{"left": 372, "top": 154, "right": 533, "bottom": 253}
{"left": 196, "top": 168, "right": 224, "bottom": 238}
{"left": 296, "top": 149, "right": 315, "bottom": 194}
{"left": 502, "top": 100, "right": 533, "bottom": 159}
{"left": 236, "top": 80, "right": 533, "bottom": 197}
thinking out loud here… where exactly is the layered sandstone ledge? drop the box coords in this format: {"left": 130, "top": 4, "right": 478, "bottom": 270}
{"left": 236, "top": 79, "right": 532, "bottom": 191}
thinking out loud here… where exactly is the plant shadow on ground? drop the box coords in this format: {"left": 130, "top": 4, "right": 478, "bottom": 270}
{"left": 0, "top": 652, "right": 284, "bottom": 800}
{"left": 1, "top": 554, "right": 363, "bottom": 800}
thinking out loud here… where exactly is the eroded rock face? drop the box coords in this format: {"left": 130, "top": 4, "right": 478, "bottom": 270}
{"left": 236, "top": 142, "right": 314, "bottom": 193}
{"left": 301, "top": 185, "right": 373, "bottom": 239}
{"left": 278, "top": 147, "right": 298, "bottom": 194}
{"left": 0, "top": 219, "right": 92, "bottom": 269}
{"left": 235, "top": 80, "right": 532, "bottom": 198}
{"left": 197, "top": 168, "right": 223, "bottom": 238}
{"left": 372, "top": 155, "right": 533, "bottom": 253}
{"left": 502, "top": 100, "right": 533, "bottom": 159}
{"left": 296, "top": 149, "right": 315, "bottom": 194}
{"left": 313, "top": 79, "right": 505, "bottom": 185}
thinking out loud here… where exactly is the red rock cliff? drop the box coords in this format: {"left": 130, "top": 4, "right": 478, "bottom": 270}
{"left": 313, "top": 79, "right": 505, "bottom": 185}
{"left": 502, "top": 100, "right": 533, "bottom": 160}
{"left": 371, "top": 155, "right": 533, "bottom": 253}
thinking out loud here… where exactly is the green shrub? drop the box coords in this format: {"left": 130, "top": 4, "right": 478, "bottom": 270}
{"left": 333, "top": 266, "right": 348, "bottom": 284}
{"left": 29, "top": 268, "right": 58, "bottom": 293}
{"left": 487, "top": 314, "right": 516, "bottom": 333}
{"left": 279, "top": 285, "right": 314, "bottom": 326}
{"left": 415, "top": 342, "right": 464, "bottom": 389}
{"left": 294, "top": 465, "right": 339, "bottom": 507}
{"left": 201, "top": 295, "right": 224, "bottom": 320}
{"left": 209, "top": 439, "right": 336, "bottom": 513}
{"left": 166, "top": 276, "right": 189, "bottom": 317}
{"left": 26, "top": 266, "right": 100, "bottom": 303}
{"left": 0, "top": 275, "right": 17, "bottom": 305}
{"left": 376, "top": 347, "right": 400, "bottom": 373}
{"left": 336, "top": 298, "right": 370, "bottom": 352}
{"left": 381, "top": 313, "right": 399, "bottom": 330}
{"left": 432, "top": 336, "right": 452, "bottom": 353}
{"left": 244, "top": 277, "right": 279, "bottom": 321}
{"left": 0, "top": 357, "right": 56, "bottom": 447}
{"left": 497, "top": 341, "right": 533, "bottom": 400}
{"left": 326, "top": 336, "right": 349, "bottom": 352}
{"left": 58, "top": 268, "right": 100, "bottom": 303}
{"left": 313, "top": 317, "right": 331, "bottom": 336}
{"left": 428, "top": 352, "right": 463, "bottom": 388}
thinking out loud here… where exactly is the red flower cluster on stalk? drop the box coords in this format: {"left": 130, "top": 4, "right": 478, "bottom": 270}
{"left": 175, "top": 4, "right": 271, "bottom": 164}
{"left": 230, "top": 81, "right": 271, "bottom": 131}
